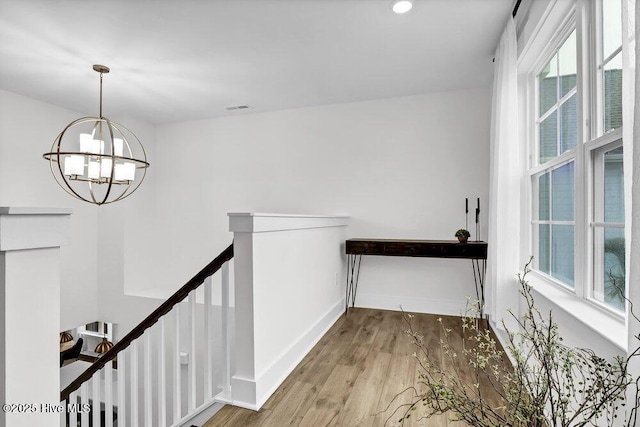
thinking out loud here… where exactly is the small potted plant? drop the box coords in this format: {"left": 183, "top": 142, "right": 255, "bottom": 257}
{"left": 455, "top": 228, "right": 470, "bottom": 243}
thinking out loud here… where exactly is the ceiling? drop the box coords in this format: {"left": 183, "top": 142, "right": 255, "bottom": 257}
{"left": 0, "top": 0, "right": 512, "bottom": 125}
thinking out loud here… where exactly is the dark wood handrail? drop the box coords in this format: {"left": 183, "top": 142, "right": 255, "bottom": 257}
{"left": 61, "top": 243, "right": 234, "bottom": 402}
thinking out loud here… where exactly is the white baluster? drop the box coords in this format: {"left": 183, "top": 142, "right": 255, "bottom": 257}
{"left": 117, "top": 349, "right": 126, "bottom": 426}
{"left": 105, "top": 361, "right": 113, "bottom": 427}
{"left": 204, "top": 275, "right": 213, "bottom": 399}
{"left": 80, "top": 381, "right": 89, "bottom": 427}
{"left": 60, "top": 397, "right": 67, "bottom": 427}
{"left": 144, "top": 330, "right": 153, "bottom": 427}
{"left": 92, "top": 372, "right": 100, "bottom": 427}
{"left": 173, "top": 305, "right": 181, "bottom": 423}
{"left": 188, "top": 290, "right": 197, "bottom": 412}
{"left": 158, "top": 317, "right": 167, "bottom": 426}
{"left": 221, "top": 261, "right": 231, "bottom": 396}
{"left": 131, "top": 341, "right": 139, "bottom": 427}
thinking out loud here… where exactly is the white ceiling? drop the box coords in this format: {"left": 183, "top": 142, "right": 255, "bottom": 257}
{"left": 0, "top": 0, "right": 512, "bottom": 125}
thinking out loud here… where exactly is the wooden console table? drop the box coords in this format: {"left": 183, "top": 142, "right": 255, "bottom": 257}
{"left": 345, "top": 239, "right": 488, "bottom": 316}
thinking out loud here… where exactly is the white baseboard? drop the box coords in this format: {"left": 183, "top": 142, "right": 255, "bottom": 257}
{"left": 354, "top": 293, "right": 467, "bottom": 316}
{"left": 231, "top": 298, "right": 345, "bottom": 410}
{"left": 177, "top": 399, "right": 225, "bottom": 427}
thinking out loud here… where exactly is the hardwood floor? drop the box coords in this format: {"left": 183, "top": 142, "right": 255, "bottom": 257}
{"left": 203, "top": 308, "right": 499, "bottom": 427}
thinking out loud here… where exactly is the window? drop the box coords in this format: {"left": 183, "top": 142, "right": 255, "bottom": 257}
{"left": 532, "top": 29, "right": 578, "bottom": 288}
{"left": 529, "top": 0, "right": 625, "bottom": 312}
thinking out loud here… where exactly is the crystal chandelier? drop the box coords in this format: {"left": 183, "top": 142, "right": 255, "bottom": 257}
{"left": 43, "top": 65, "right": 150, "bottom": 205}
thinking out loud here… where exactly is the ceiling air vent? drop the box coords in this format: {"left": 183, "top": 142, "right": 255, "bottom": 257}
{"left": 225, "top": 104, "right": 252, "bottom": 111}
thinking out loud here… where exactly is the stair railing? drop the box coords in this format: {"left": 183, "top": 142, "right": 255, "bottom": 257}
{"left": 61, "top": 243, "right": 234, "bottom": 427}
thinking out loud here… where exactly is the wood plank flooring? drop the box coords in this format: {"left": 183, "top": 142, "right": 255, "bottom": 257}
{"left": 203, "top": 308, "right": 502, "bottom": 427}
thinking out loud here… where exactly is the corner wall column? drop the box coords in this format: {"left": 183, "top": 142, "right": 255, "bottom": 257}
{"left": 0, "top": 207, "right": 72, "bottom": 427}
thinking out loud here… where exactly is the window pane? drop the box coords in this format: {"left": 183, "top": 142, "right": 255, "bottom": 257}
{"left": 592, "top": 143, "right": 624, "bottom": 310}
{"left": 551, "top": 162, "right": 574, "bottom": 221}
{"left": 539, "top": 224, "right": 550, "bottom": 274}
{"left": 602, "top": 0, "right": 622, "bottom": 59}
{"left": 558, "top": 30, "right": 577, "bottom": 98}
{"left": 539, "top": 54, "right": 558, "bottom": 116}
{"left": 551, "top": 224, "right": 575, "bottom": 287}
{"left": 539, "top": 173, "right": 550, "bottom": 220}
{"left": 539, "top": 111, "right": 558, "bottom": 163}
{"left": 604, "top": 146, "right": 624, "bottom": 222}
{"left": 602, "top": 228, "right": 625, "bottom": 310}
{"left": 604, "top": 52, "right": 623, "bottom": 132}
{"left": 560, "top": 93, "right": 577, "bottom": 153}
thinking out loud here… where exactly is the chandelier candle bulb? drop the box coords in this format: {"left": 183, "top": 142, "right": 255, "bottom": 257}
{"left": 100, "top": 158, "right": 113, "bottom": 178}
{"left": 79, "top": 133, "right": 93, "bottom": 153}
{"left": 115, "top": 162, "right": 135, "bottom": 181}
{"left": 113, "top": 138, "right": 124, "bottom": 157}
{"left": 87, "top": 161, "right": 100, "bottom": 180}
{"left": 64, "top": 155, "right": 84, "bottom": 176}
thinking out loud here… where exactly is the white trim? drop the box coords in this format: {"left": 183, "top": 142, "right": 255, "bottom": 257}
{"left": 527, "top": 271, "right": 626, "bottom": 351}
{"left": 589, "top": 137, "right": 625, "bottom": 308}
{"left": 584, "top": 127, "right": 623, "bottom": 151}
{"left": 231, "top": 298, "right": 344, "bottom": 410}
{"left": 533, "top": 220, "right": 575, "bottom": 225}
{"left": 591, "top": 222, "right": 624, "bottom": 227}
{"left": 601, "top": 46, "right": 623, "bottom": 67}
{"left": 518, "top": 0, "right": 576, "bottom": 70}
{"left": 228, "top": 212, "right": 349, "bottom": 233}
{"left": 0, "top": 208, "right": 72, "bottom": 250}
{"left": 174, "top": 399, "right": 225, "bottom": 427}
{"left": 0, "top": 206, "right": 73, "bottom": 215}
{"left": 529, "top": 9, "right": 578, "bottom": 79}
{"left": 529, "top": 149, "right": 576, "bottom": 176}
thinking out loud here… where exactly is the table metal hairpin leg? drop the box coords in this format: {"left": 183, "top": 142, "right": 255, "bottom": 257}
{"left": 471, "top": 258, "right": 487, "bottom": 318}
{"left": 345, "top": 254, "right": 362, "bottom": 314}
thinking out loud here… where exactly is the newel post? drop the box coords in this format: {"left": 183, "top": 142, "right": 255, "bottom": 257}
{"left": 0, "top": 207, "right": 72, "bottom": 427}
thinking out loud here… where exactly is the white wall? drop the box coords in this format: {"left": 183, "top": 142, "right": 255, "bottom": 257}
{"left": 0, "top": 89, "right": 162, "bottom": 334}
{"left": 95, "top": 115, "right": 162, "bottom": 333}
{"left": 130, "top": 88, "right": 491, "bottom": 316}
{"left": 0, "top": 89, "right": 98, "bottom": 330}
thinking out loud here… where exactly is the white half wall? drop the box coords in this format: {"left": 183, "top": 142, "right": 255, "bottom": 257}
{"left": 230, "top": 213, "right": 348, "bottom": 409}
{"left": 0, "top": 207, "right": 71, "bottom": 427}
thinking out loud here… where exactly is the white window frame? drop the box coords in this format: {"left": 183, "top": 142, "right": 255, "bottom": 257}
{"left": 593, "top": 0, "right": 623, "bottom": 137}
{"left": 528, "top": 13, "right": 580, "bottom": 291}
{"left": 587, "top": 129, "right": 624, "bottom": 313}
{"left": 526, "top": 0, "right": 625, "bottom": 319}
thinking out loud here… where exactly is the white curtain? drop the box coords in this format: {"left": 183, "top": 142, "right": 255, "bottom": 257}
{"left": 626, "top": 0, "right": 639, "bottom": 369}
{"left": 626, "top": 0, "right": 640, "bottom": 423}
{"left": 487, "top": 17, "right": 520, "bottom": 330}
{"left": 623, "top": 0, "right": 636, "bottom": 292}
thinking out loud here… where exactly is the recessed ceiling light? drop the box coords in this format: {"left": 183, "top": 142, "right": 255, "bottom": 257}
{"left": 391, "top": 0, "right": 413, "bottom": 14}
